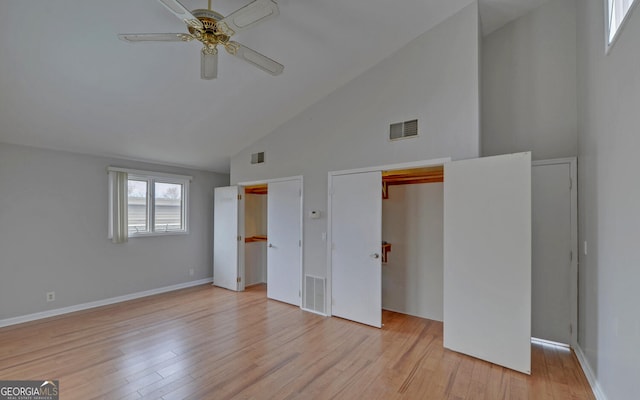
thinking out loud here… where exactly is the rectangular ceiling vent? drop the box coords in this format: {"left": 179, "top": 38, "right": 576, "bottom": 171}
{"left": 250, "top": 152, "right": 265, "bottom": 165}
{"left": 389, "top": 119, "right": 418, "bottom": 141}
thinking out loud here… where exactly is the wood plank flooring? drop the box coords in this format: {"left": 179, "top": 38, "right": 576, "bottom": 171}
{"left": 0, "top": 284, "right": 594, "bottom": 399}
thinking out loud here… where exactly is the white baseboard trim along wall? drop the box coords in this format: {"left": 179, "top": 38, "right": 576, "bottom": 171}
{"left": 0, "top": 278, "right": 213, "bottom": 328}
{"left": 574, "top": 344, "right": 608, "bottom": 400}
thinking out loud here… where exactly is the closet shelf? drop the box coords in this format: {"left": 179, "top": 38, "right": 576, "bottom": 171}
{"left": 245, "top": 235, "right": 267, "bottom": 243}
{"left": 382, "top": 165, "right": 444, "bottom": 199}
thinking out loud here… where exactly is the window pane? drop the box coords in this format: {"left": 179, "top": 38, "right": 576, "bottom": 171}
{"left": 154, "top": 182, "right": 183, "bottom": 231}
{"left": 609, "top": 0, "right": 638, "bottom": 43}
{"left": 128, "top": 179, "right": 148, "bottom": 234}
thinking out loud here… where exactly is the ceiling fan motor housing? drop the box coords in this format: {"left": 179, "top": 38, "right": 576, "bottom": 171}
{"left": 189, "top": 9, "right": 230, "bottom": 49}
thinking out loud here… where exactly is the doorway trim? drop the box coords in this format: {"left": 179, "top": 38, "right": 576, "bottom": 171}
{"left": 326, "top": 158, "right": 451, "bottom": 317}
{"left": 237, "top": 175, "right": 304, "bottom": 308}
{"left": 532, "top": 157, "right": 578, "bottom": 346}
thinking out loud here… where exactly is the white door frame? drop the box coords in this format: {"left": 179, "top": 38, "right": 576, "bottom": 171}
{"left": 237, "top": 175, "right": 304, "bottom": 308}
{"left": 532, "top": 157, "right": 578, "bottom": 346}
{"left": 327, "top": 158, "right": 450, "bottom": 317}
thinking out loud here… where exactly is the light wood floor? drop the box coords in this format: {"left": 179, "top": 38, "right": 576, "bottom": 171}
{"left": 0, "top": 284, "right": 594, "bottom": 400}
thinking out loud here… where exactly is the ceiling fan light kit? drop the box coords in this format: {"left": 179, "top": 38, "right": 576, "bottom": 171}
{"left": 119, "top": 0, "right": 284, "bottom": 80}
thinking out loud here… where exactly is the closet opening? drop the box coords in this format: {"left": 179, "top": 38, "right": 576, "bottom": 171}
{"left": 329, "top": 153, "right": 532, "bottom": 373}
{"left": 244, "top": 184, "right": 268, "bottom": 293}
{"left": 381, "top": 165, "right": 444, "bottom": 322}
{"left": 214, "top": 176, "right": 302, "bottom": 306}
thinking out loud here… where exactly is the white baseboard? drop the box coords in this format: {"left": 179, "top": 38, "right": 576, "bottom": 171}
{"left": 574, "top": 343, "right": 608, "bottom": 400}
{"left": 0, "top": 278, "right": 213, "bottom": 328}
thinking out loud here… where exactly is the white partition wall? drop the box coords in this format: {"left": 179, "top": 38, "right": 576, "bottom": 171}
{"left": 443, "top": 152, "right": 532, "bottom": 374}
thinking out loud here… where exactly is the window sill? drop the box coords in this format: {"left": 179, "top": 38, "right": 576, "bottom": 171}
{"left": 128, "top": 231, "right": 189, "bottom": 238}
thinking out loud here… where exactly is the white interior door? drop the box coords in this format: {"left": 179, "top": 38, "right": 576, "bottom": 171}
{"left": 213, "top": 186, "right": 244, "bottom": 291}
{"left": 444, "top": 152, "right": 531, "bottom": 374}
{"left": 267, "top": 179, "right": 302, "bottom": 306}
{"left": 532, "top": 162, "right": 573, "bottom": 344}
{"left": 331, "top": 171, "right": 382, "bottom": 328}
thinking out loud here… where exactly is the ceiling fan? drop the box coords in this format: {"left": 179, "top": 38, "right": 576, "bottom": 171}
{"left": 118, "top": 0, "right": 284, "bottom": 80}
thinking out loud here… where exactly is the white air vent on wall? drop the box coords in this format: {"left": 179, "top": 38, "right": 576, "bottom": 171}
{"left": 304, "top": 275, "right": 325, "bottom": 314}
{"left": 389, "top": 119, "right": 418, "bottom": 141}
{"left": 251, "top": 152, "right": 265, "bottom": 164}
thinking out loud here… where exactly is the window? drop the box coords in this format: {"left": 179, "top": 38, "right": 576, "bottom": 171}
{"left": 607, "top": 0, "right": 638, "bottom": 50}
{"left": 127, "top": 179, "right": 148, "bottom": 233}
{"left": 109, "top": 167, "right": 191, "bottom": 239}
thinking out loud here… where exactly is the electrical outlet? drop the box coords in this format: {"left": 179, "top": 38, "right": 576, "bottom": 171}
{"left": 46, "top": 292, "right": 55, "bottom": 302}
{"left": 189, "top": 268, "right": 194, "bottom": 277}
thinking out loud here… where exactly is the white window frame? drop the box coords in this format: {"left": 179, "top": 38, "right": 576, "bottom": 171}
{"left": 108, "top": 167, "right": 191, "bottom": 238}
{"left": 606, "top": 0, "right": 639, "bottom": 53}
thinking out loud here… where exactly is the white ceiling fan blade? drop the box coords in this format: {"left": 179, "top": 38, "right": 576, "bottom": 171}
{"left": 157, "top": 0, "right": 204, "bottom": 30}
{"left": 216, "top": 0, "right": 279, "bottom": 36}
{"left": 201, "top": 49, "right": 218, "bottom": 80}
{"left": 225, "top": 41, "right": 283, "bottom": 76}
{"left": 118, "top": 33, "right": 194, "bottom": 43}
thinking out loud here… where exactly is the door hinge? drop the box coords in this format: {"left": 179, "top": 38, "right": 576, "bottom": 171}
{"left": 299, "top": 290, "right": 301, "bottom": 297}
{"left": 237, "top": 277, "right": 241, "bottom": 283}
{"left": 570, "top": 250, "right": 573, "bottom": 262}
{"left": 569, "top": 178, "right": 573, "bottom": 190}
{"left": 569, "top": 323, "right": 573, "bottom": 335}
{"left": 237, "top": 235, "right": 242, "bottom": 241}
{"left": 299, "top": 188, "right": 302, "bottom": 197}
{"left": 299, "top": 239, "right": 302, "bottom": 247}
{"left": 237, "top": 194, "right": 242, "bottom": 200}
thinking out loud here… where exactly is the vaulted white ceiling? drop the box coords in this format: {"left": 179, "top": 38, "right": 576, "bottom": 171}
{"left": 0, "top": 0, "right": 547, "bottom": 172}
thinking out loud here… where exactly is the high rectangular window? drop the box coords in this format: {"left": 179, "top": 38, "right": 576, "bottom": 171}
{"left": 607, "top": 0, "right": 638, "bottom": 49}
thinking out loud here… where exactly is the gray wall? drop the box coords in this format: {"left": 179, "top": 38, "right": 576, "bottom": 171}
{"left": 482, "top": 0, "right": 577, "bottom": 160}
{"left": 230, "top": 3, "right": 481, "bottom": 282}
{"left": 577, "top": 1, "right": 640, "bottom": 398}
{"left": 0, "top": 143, "right": 228, "bottom": 320}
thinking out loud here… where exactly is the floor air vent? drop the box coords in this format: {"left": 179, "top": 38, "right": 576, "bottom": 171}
{"left": 304, "top": 275, "right": 325, "bottom": 314}
{"left": 390, "top": 119, "right": 418, "bottom": 140}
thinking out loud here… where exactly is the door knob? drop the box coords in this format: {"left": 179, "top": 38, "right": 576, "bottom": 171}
{"left": 268, "top": 243, "right": 273, "bottom": 248}
{"left": 370, "top": 253, "right": 380, "bottom": 259}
